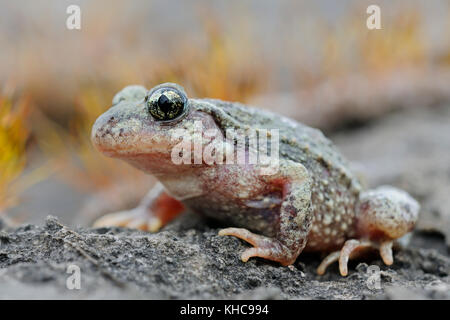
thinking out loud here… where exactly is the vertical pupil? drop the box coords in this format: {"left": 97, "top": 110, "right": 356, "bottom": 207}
{"left": 158, "top": 94, "right": 172, "bottom": 113}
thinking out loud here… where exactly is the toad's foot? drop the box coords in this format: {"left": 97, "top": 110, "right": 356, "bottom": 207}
{"left": 92, "top": 183, "right": 185, "bottom": 232}
{"left": 316, "top": 239, "right": 394, "bottom": 276}
{"left": 93, "top": 207, "right": 163, "bottom": 232}
{"left": 219, "top": 227, "right": 297, "bottom": 266}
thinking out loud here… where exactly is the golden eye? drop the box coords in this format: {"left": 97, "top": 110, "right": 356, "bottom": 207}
{"left": 147, "top": 87, "right": 187, "bottom": 121}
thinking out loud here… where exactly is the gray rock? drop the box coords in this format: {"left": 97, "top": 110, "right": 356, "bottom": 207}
{"left": 0, "top": 214, "right": 448, "bottom": 299}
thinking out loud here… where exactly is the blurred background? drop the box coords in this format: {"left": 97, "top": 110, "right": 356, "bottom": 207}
{"left": 1, "top": 0, "right": 450, "bottom": 228}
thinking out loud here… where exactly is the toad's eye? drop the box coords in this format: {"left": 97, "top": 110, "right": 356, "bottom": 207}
{"left": 146, "top": 87, "right": 188, "bottom": 122}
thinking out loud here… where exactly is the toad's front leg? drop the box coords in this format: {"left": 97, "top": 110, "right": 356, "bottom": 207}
{"left": 93, "top": 182, "right": 184, "bottom": 232}
{"left": 219, "top": 161, "right": 312, "bottom": 266}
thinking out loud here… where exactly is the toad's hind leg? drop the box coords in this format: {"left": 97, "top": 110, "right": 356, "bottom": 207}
{"left": 317, "top": 186, "right": 419, "bottom": 276}
{"left": 93, "top": 182, "right": 184, "bottom": 232}
{"left": 219, "top": 161, "right": 312, "bottom": 266}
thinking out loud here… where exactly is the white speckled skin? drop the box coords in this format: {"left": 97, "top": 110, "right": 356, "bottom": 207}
{"left": 356, "top": 186, "right": 419, "bottom": 239}
{"left": 91, "top": 83, "right": 420, "bottom": 273}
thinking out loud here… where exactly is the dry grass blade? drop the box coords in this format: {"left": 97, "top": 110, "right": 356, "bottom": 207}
{"left": 0, "top": 94, "right": 46, "bottom": 212}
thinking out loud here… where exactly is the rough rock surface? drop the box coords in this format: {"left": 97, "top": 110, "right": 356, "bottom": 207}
{"left": 1, "top": 104, "right": 450, "bottom": 299}
{"left": 0, "top": 214, "right": 448, "bottom": 300}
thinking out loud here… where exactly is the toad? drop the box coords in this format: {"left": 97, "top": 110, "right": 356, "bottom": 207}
{"left": 91, "top": 83, "right": 419, "bottom": 276}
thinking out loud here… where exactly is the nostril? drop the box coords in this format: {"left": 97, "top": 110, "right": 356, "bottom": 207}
{"left": 106, "top": 116, "right": 120, "bottom": 127}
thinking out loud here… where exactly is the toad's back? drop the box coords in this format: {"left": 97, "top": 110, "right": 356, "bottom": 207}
{"left": 201, "top": 99, "right": 363, "bottom": 251}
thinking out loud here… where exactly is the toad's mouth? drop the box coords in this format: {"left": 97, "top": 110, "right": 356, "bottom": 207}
{"left": 91, "top": 123, "right": 136, "bottom": 154}
{"left": 91, "top": 123, "right": 174, "bottom": 160}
